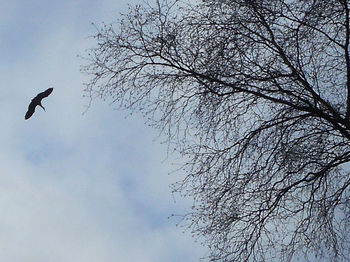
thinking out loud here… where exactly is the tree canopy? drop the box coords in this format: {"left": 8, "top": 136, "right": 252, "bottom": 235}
{"left": 83, "top": 0, "right": 350, "bottom": 261}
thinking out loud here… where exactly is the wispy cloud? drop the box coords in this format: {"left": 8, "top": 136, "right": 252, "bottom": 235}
{"left": 0, "top": 1, "right": 205, "bottom": 261}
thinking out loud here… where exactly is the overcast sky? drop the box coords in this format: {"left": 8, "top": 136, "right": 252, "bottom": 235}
{"left": 0, "top": 1, "right": 206, "bottom": 261}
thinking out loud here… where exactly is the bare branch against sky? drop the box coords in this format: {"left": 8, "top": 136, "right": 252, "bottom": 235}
{"left": 83, "top": 0, "right": 350, "bottom": 261}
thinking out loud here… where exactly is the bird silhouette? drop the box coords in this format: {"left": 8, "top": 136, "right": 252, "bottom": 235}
{"left": 25, "top": 88, "right": 53, "bottom": 120}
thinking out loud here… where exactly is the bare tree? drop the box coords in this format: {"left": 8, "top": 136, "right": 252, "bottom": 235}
{"left": 82, "top": 0, "right": 350, "bottom": 261}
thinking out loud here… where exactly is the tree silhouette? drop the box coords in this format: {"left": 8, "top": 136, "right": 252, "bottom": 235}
{"left": 83, "top": 0, "right": 350, "bottom": 261}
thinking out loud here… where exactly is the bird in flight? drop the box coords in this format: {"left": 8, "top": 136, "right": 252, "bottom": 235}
{"left": 25, "top": 88, "right": 54, "bottom": 120}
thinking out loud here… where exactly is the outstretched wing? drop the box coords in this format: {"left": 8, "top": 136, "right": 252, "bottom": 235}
{"left": 25, "top": 101, "right": 36, "bottom": 120}
{"left": 25, "top": 88, "right": 53, "bottom": 120}
{"left": 35, "top": 87, "right": 53, "bottom": 100}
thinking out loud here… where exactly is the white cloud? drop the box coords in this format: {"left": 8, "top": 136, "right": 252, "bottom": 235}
{"left": 0, "top": 1, "right": 206, "bottom": 261}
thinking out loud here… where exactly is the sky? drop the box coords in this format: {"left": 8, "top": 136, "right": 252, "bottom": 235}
{"left": 0, "top": 1, "right": 206, "bottom": 261}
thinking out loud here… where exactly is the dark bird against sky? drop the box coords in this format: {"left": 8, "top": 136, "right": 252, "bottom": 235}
{"left": 25, "top": 88, "right": 53, "bottom": 120}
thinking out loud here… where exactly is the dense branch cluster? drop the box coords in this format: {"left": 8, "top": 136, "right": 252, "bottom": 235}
{"left": 83, "top": 0, "right": 350, "bottom": 261}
